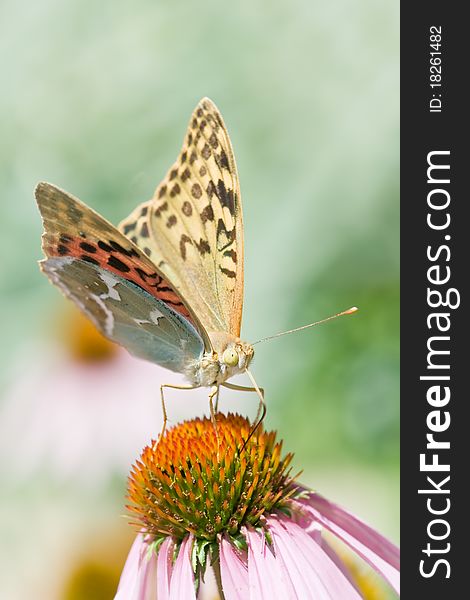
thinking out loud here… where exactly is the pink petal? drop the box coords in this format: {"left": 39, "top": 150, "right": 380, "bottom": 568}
{"left": 156, "top": 537, "right": 173, "bottom": 600}
{"left": 169, "top": 535, "right": 196, "bottom": 600}
{"left": 115, "top": 534, "right": 158, "bottom": 600}
{"left": 298, "top": 493, "right": 400, "bottom": 594}
{"left": 138, "top": 548, "right": 158, "bottom": 600}
{"left": 115, "top": 533, "right": 145, "bottom": 597}
{"left": 245, "top": 526, "right": 296, "bottom": 599}
{"left": 320, "top": 539, "right": 362, "bottom": 594}
{"left": 268, "top": 516, "right": 363, "bottom": 600}
{"left": 219, "top": 535, "right": 249, "bottom": 600}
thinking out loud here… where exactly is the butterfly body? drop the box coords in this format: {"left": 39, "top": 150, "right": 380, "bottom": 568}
{"left": 185, "top": 332, "right": 254, "bottom": 388}
{"left": 36, "top": 98, "right": 261, "bottom": 413}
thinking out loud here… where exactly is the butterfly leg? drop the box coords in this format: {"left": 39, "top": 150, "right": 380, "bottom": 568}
{"left": 214, "top": 386, "right": 220, "bottom": 412}
{"left": 221, "top": 381, "right": 266, "bottom": 422}
{"left": 208, "top": 385, "right": 220, "bottom": 456}
{"left": 158, "top": 383, "right": 199, "bottom": 442}
{"left": 222, "top": 375, "right": 266, "bottom": 447}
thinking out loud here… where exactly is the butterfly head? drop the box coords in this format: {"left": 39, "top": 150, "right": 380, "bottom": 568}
{"left": 207, "top": 332, "right": 254, "bottom": 382}
{"left": 221, "top": 340, "right": 254, "bottom": 371}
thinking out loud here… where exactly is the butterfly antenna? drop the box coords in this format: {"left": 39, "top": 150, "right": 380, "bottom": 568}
{"left": 240, "top": 368, "right": 266, "bottom": 451}
{"left": 251, "top": 306, "right": 358, "bottom": 345}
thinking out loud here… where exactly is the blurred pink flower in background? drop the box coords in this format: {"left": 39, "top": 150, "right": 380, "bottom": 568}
{"left": 0, "top": 309, "right": 221, "bottom": 598}
{"left": 0, "top": 310, "right": 212, "bottom": 485}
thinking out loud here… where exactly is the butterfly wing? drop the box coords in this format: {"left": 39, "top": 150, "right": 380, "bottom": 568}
{"left": 36, "top": 182, "right": 210, "bottom": 368}
{"left": 118, "top": 98, "right": 244, "bottom": 337}
{"left": 41, "top": 257, "right": 204, "bottom": 372}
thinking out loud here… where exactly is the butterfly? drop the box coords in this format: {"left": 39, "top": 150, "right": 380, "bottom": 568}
{"left": 36, "top": 98, "right": 264, "bottom": 427}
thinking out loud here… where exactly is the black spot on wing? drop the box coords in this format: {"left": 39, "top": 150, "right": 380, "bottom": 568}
{"left": 81, "top": 255, "right": 100, "bottom": 266}
{"left": 107, "top": 255, "right": 130, "bottom": 272}
{"left": 200, "top": 205, "right": 214, "bottom": 223}
{"left": 217, "top": 180, "right": 234, "bottom": 212}
{"left": 109, "top": 240, "right": 139, "bottom": 258}
{"left": 206, "top": 181, "right": 216, "bottom": 199}
{"left": 79, "top": 242, "right": 97, "bottom": 254}
{"left": 220, "top": 266, "right": 236, "bottom": 278}
{"left": 215, "top": 149, "right": 230, "bottom": 171}
{"left": 206, "top": 113, "right": 217, "bottom": 129}
{"left": 170, "top": 184, "right": 181, "bottom": 198}
{"left": 123, "top": 222, "right": 137, "bottom": 235}
{"left": 98, "top": 241, "right": 114, "bottom": 253}
{"left": 155, "top": 202, "right": 169, "bottom": 217}
{"left": 166, "top": 215, "right": 177, "bottom": 228}
{"left": 182, "top": 201, "right": 192, "bottom": 216}
{"left": 223, "top": 249, "right": 237, "bottom": 263}
{"left": 201, "top": 144, "right": 211, "bottom": 160}
{"left": 179, "top": 234, "right": 193, "bottom": 260}
{"left": 195, "top": 239, "right": 210, "bottom": 256}
{"left": 216, "top": 219, "right": 236, "bottom": 251}
{"left": 135, "top": 267, "right": 158, "bottom": 281}
{"left": 191, "top": 183, "right": 202, "bottom": 199}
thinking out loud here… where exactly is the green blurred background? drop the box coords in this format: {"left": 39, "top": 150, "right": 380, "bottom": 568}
{"left": 0, "top": 0, "right": 398, "bottom": 597}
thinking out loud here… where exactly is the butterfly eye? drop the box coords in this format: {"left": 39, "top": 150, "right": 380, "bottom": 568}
{"left": 223, "top": 348, "right": 239, "bottom": 367}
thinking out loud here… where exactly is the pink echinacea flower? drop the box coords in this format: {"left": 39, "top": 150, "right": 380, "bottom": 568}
{"left": 116, "top": 414, "right": 399, "bottom": 599}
